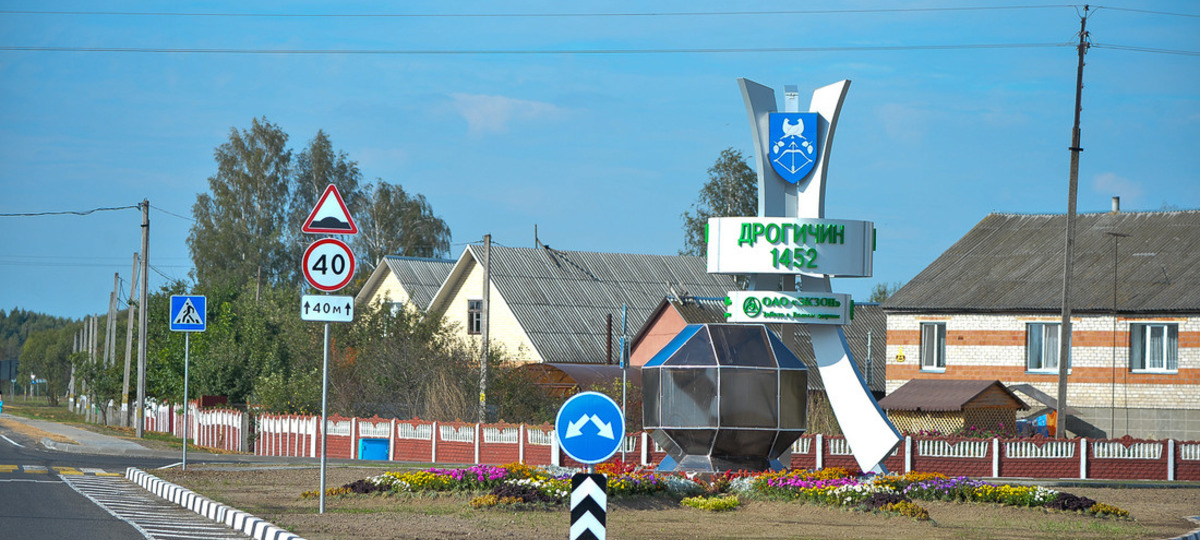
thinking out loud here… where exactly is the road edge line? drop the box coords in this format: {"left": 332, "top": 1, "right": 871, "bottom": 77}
{"left": 125, "top": 467, "right": 305, "bottom": 540}
{"left": 60, "top": 473, "right": 156, "bottom": 539}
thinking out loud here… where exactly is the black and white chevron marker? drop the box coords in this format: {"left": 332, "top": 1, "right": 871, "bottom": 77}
{"left": 570, "top": 473, "right": 607, "bottom": 540}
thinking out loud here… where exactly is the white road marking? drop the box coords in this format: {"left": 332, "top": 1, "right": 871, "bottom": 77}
{"left": 0, "top": 434, "right": 24, "bottom": 447}
{"left": 63, "top": 475, "right": 253, "bottom": 539}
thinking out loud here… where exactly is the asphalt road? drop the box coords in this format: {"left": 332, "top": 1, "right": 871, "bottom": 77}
{"left": 0, "top": 420, "right": 228, "bottom": 540}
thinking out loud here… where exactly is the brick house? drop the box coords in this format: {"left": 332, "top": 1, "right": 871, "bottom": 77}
{"left": 883, "top": 209, "right": 1200, "bottom": 440}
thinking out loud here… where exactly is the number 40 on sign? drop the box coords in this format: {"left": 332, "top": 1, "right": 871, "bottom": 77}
{"left": 302, "top": 238, "right": 356, "bottom": 292}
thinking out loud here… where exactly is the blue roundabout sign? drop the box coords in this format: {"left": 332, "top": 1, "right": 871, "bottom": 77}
{"left": 555, "top": 391, "right": 626, "bottom": 465}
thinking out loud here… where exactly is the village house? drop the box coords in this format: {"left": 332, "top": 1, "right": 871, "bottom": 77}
{"left": 365, "top": 243, "right": 736, "bottom": 366}
{"left": 883, "top": 206, "right": 1200, "bottom": 440}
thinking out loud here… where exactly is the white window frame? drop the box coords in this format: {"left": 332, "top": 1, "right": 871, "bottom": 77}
{"left": 920, "top": 322, "right": 946, "bottom": 372}
{"left": 1026, "top": 322, "right": 1061, "bottom": 373}
{"left": 1130, "top": 322, "right": 1178, "bottom": 373}
{"left": 467, "top": 299, "right": 483, "bottom": 335}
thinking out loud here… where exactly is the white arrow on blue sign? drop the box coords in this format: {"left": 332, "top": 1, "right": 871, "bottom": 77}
{"left": 169, "top": 295, "right": 206, "bottom": 332}
{"left": 555, "top": 391, "right": 625, "bottom": 465}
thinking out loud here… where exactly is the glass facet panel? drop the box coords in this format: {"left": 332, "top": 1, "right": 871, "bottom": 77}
{"left": 711, "top": 429, "right": 777, "bottom": 458}
{"left": 778, "top": 369, "right": 808, "bottom": 430}
{"left": 660, "top": 368, "right": 718, "bottom": 427}
{"left": 645, "top": 325, "right": 704, "bottom": 367}
{"left": 710, "top": 325, "right": 774, "bottom": 367}
{"left": 662, "top": 329, "right": 718, "bottom": 366}
{"left": 668, "top": 429, "right": 716, "bottom": 455}
{"left": 718, "top": 369, "right": 778, "bottom": 428}
{"left": 642, "top": 367, "right": 661, "bottom": 428}
{"left": 768, "top": 329, "right": 807, "bottom": 369}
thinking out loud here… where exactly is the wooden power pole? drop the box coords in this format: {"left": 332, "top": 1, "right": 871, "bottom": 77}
{"left": 137, "top": 200, "right": 149, "bottom": 437}
{"left": 478, "top": 234, "right": 491, "bottom": 424}
{"left": 1056, "top": 5, "right": 1090, "bottom": 439}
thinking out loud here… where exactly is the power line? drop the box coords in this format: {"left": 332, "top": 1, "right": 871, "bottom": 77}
{"left": 150, "top": 204, "right": 193, "bottom": 221}
{"left": 0, "top": 42, "right": 1073, "bottom": 55}
{"left": 1092, "top": 43, "right": 1200, "bottom": 56}
{"left": 1094, "top": 6, "right": 1200, "bottom": 18}
{"left": 0, "top": 204, "right": 139, "bottom": 217}
{"left": 0, "top": 5, "right": 1078, "bottom": 19}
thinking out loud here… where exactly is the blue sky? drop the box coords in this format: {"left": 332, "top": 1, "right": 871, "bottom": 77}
{"left": 1, "top": 1, "right": 1197, "bottom": 320}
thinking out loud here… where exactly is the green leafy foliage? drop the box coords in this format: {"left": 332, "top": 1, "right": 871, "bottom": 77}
{"left": 17, "top": 326, "right": 75, "bottom": 405}
{"left": 680, "top": 148, "right": 758, "bottom": 257}
{"left": 354, "top": 179, "right": 453, "bottom": 271}
{"left": 189, "top": 117, "right": 294, "bottom": 291}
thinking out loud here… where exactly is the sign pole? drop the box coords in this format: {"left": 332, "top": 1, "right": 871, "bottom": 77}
{"left": 182, "top": 333, "right": 189, "bottom": 470}
{"left": 319, "top": 321, "right": 330, "bottom": 514}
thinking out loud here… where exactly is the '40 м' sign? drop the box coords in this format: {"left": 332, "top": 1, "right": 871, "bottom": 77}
{"left": 707, "top": 217, "right": 874, "bottom": 277}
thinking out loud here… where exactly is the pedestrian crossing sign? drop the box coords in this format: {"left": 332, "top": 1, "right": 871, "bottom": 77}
{"left": 169, "top": 295, "right": 206, "bottom": 332}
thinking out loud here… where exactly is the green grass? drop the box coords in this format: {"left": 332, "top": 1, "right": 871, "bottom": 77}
{"left": 4, "top": 397, "right": 86, "bottom": 423}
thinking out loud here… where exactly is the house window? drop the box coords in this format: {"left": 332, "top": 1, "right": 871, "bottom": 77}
{"left": 467, "top": 299, "right": 482, "bottom": 335}
{"left": 920, "top": 322, "right": 946, "bottom": 371}
{"left": 1130, "top": 323, "right": 1178, "bottom": 372}
{"left": 1026, "top": 323, "right": 1061, "bottom": 372}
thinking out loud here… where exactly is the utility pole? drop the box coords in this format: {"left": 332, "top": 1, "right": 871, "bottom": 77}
{"left": 478, "top": 234, "right": 491, "bottom": 424}
{"left": 1056, "top": 5, "right": 1090, "bottom": 440}
{"left": 106, "top": 273, "right": 119, "bottom": 366}
{"left": 123, "top": 253, "right": 139, "bottom": 427}
{"left": 137, "top": 200, "right": 149, "bottom": 438}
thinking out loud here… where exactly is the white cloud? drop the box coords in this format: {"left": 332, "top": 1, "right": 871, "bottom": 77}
{"left": 448, "top": 93, "right": 567, "bottom": 136}
{"left": 1091, "top": 172, "right": 1143, "bottom": 203}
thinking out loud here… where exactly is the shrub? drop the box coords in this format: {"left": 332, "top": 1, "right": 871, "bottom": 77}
{"left": 861, "top": 492, "right": 906, "bottom": 511}
{"left": 1045, "top": 492, "right": 1097, "bottom": 513}
{"left": 490, "top": 481, "right": 560, "bottom": 504}
{"left": 664, "top": 476, "right": 703, "bottom": 497}
{"left": 883, "top": 500, "right": 931, "bottom": 521}
{"left": 680, "top": 495, "right": 740, "bottom": 512}
{"left": 1088, "top": 503, "right": 1130, "bottom": 519}
{"left": 468, "top": 494, "right": 525, "bottom": 508}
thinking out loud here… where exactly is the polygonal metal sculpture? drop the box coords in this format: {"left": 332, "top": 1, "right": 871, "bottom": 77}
{"left": 642, "top": 323, "right": 807, "bottom": 472}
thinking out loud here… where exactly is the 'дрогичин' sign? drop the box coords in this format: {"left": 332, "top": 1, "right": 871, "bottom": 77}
{"left": 706, "top": 217, "right": 874, "bottom": 277}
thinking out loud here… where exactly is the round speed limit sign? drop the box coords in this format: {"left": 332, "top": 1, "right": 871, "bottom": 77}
{"left": 303, "top": 238, "right": 356, "bottom": 292}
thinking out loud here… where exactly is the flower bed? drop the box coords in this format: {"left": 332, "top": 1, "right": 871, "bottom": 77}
{"left": 309, "top": 463, "right": 1130, "bottom": 520}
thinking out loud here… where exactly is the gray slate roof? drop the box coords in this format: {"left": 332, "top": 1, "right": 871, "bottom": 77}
{"left": 359, "top": 256, "right": 456, "bottom": 310}
{"left": 884, "top": 210, "right": 1200, "bottom": 313}
{"left": 436, "top": 245, "right": 738, "bottom": 364}
{"left": 658, "top": 297, "right": 888, "bottom": 393}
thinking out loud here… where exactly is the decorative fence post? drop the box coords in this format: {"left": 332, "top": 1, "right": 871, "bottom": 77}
{"left": 1080, "top": 438, "right": 1088, "bottom": 479}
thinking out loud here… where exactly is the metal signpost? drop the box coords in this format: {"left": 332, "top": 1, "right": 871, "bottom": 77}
{"left": 555, "top": 391, "right": 624, "bottom": 540}
{"left": 169, "top": 295, "right": 206, "bottom": 470}
{"left": 300, "top": 184, "right": 358, "bottom": 515}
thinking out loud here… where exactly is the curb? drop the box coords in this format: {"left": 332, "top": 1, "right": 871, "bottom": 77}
{"left": 42, "top": 437, "right": 163, "bottom": 457}
{"left": 1168, "top": 516, "right": 1200, "bottom": 540}
{"left": 125, "top": 467, "right": 305, "bottom": 540}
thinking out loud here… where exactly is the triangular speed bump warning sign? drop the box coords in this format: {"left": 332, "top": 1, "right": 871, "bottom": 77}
{"left": 302, "top": 184, "right": 358, "bottom": 235}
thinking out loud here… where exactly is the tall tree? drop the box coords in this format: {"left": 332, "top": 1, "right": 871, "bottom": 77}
{"left": 869, "top": 281, "right": 903, "bottom": 303}
{"left": 354, "top": 180, "right": 452, "bottom": 270}
{"left": 288, "top": 130, "right": 363, "bottom": 242}
{"left": 189, "top": 117, "right": 293, "bottom": 292}
{"left": 18, "top": 326, "right": 74, "bottom": 405}
{"left": 680, "top": 148, "right": 758, "bottom": 256}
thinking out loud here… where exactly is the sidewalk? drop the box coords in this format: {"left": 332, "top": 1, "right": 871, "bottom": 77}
{"left": 1, "top": 412, "right": 363, "bottom": 466}
{"left": 2, "top": 413, "right": 165, "bottom": 457}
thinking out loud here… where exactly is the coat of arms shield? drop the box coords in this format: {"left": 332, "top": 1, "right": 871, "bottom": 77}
{"left": 768, "top": 112, "right": 818, "bottom": 184}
